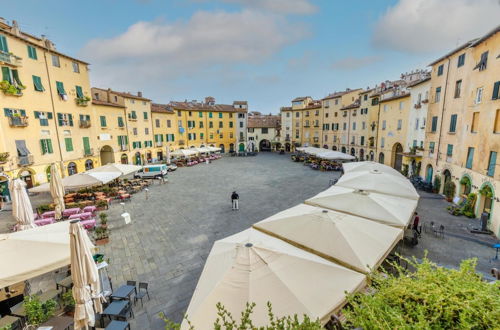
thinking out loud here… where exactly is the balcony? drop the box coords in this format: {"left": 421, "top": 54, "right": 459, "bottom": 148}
{"left": 120, "top": 145, "right": 128, "bottom": 151}
{"left": 156, "top": 141, "right": 163, "bottom": 147}
{"left": 8, "top": 116, "right": 28, "bottom": 127}
{"left": 79, "top": 120, "right": 91, "bottom": 128}
{"left": 127, "top": 115, "right": 137, "bottom": 121}
{"left": 304, "top": 125, "right": 310, "bottom": 128}
{"left": 239, "top": 137, "right": 246, "bottom": 142}
{"left": 83, "top": 148, "right": 94, "bottom": 157}
{"left": 0, "top": 51, "right": 23, "bottom": 67}
{"left": 313, "top": 124, "right": 319, "bottom": 128}
{"left": 17, "top": 154, "right": 34, "bottom": 166}
{"left": 178, "top": 140, "right": 185, "bottom": 146}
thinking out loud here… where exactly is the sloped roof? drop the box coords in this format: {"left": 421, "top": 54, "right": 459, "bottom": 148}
{"left": 92, "top": 87, "right": 151, "bottom": 101}
{"left": 91, "top": 100, "right": 125, "bottom": 109}
{"left": 169, "top": 101, "right": 246, "bottom": 113}
{"left": 323, "top": 89, "right": 362, "bottom": 100}
{"left": 248, "top": 115, "right": 281, "bottom": 128}
{"left": 151, "top": 103, "right": 174, "bottom": 114}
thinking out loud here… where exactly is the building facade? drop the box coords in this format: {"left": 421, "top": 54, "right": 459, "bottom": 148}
{"left": 247, "top": 112, "right": 281, "bottom": 152}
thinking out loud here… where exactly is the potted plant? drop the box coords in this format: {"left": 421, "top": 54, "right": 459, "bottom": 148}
{"left": 443, "top": 181, "right": 456, "bottom": 202}
{"left": 479, "top": 186, "right": 493, "bottom": 198}
{"left": 61, "top": 289, "right": 75, "bottom": 316}
{"left": 24, "top": 295, "right": 57, "bottom": 326}
{"left": 37, "top": 204, "right": 52, "bottom": 214}
{"left": 75, "top": 95, "right": 91, "bottom": 106}
{"left": 0, "top": 151, "right": 9, "bottom": 163}
{"left": 95, "top": 227, "right": 109, "bottom": 245}
{"left": 433, "top": 176, "right": 441, "bottom": 194}
{"left": 99, "top": 213, "right": 108, "bottom": 229}
{"left": 0, "top": 80, "right": 24, "bottom": 96}
{"left": 96, "top": 199, "right": 108, "bottom": 211}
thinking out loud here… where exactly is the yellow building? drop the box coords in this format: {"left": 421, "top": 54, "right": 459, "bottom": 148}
{"left": 92, "top": 88, "right": 153, "bottom": 165}
{"left": 151, "top": 103, "right": 179, "bottom": 158}
{"left": 0, "top": 19, "right": 96, "bottom": 199}
{"left": 421, "top": 26, "right": 500, "bottom": 236}
{"left": 168, "top": 98, "right": 247, "bottom": 153}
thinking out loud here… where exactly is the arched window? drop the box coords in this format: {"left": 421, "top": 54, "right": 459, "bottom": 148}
{"left": 85, "top": 159, "right": 94, "bottom": 170}
{"left": 379, "top": 152, "right": 385, "bottom": 164}
{"left": 67, "top": 162, "right": 78, "bottom": 176}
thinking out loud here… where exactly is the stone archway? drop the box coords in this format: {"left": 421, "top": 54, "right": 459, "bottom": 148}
{"left": 323, "top": 144, "right": 328, "bottom": 149}
{"left": 459, "top": 175, "right": 472, "bottom": 196}
{"left": 477, "top": 183, "right": 494, "bottom": 223}
{"left": 391, "top": 143, "right": 403, "bottom": 171}
{"left": 85, "top": 159, "right": 94, "bottom": 170}
{"left": 379, "top": 152, "right": 385, "bottom": 164}
{"left": 443, "top": 169, "right": 452, "bottom": 185}
{"left": 341, "top": 146, "right": 346, "bottom": 153}
{"left": 121, "top": 154, "right": 128, "bottom": 165}
{"left": 369, "top": 151, "right": 374, "bottom": 161}
{"left": 134, "top": 152, "right": 142, "bottom": 165}
{"left": 350, "top": 148, "right": 355, "bottom": 156}
{"left": 359, "top": 149, "right": 364, "bottom": 160}
{"left": 229, "top": 143, "right": 235, "bottom": 153}
{"left": 332, "top": 146, "right": 337, "bottom": 151}
{"left": 219, "top": 144, "right": 225, "bottom": 153}
{"left": 259, "top": 139, "right": 271, "bottom": 151}
{"left": 100, "top": 145, "right": 115, "bottom": 165}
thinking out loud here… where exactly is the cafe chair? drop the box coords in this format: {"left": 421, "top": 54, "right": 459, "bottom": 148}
{"left": 134, "top": 282, "right": 150, "bottom": 307}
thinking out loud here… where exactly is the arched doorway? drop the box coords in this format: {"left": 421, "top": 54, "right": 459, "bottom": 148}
{"left": 323, "top": 144, "right": 328, "bottom": 149}
{"left": 332, "top": 146, "right": 337, "bottom": 151}
{"left": 121, "top": 154, "right": 128, "bottom": 164}
{"left": 459, "top": 175, "right": 472, "bottom": 196}
{"left": 239, "top": 143, "right": 245, "bottom": 152}
{"left": 229, "top": 143, "right": 235, "bottom": 153}
{"left": 157, "top": 151, "right": 163, "bottom": 161}
{"left": 219, "top": 144, "right": 225, "bottom": 153}
{"left": 359, "top": 149, "right": 364, "bottom": 160}
{"left": 275, "top": 143, "right": 282, "bottom": 151}
{"left": 259, "top": 139, "right": 271, "bottom": 151}
{"left": 379, "top": 152, "right": 385, "bottom": 164}
{"left": 425, "top": 164, "right": 433, "bottom": 183}
{"left": 85, "top": 159, "right": 94, "bottom": 171}
{"left": 0, "top": 174, "right": 11, "bottom": 203}
{"left": 67, "top": 162, "right": 77, "bottom": 176}
{"left": 350, "top": 148, "right": 355, "bottom": 156}
{"left": 341, "top": 146, "right": 346, "bottom": 153}
{"left": 478, "top": 183, "right": 494, "bottom": 223}
{"left": 369, "top": 151, "right": 374, "bottom": 161}
{"left": 285, "top": 143, "right": 291, "bottom": 152}
{"left": 391, "top": 143, "right": 403, "bottom": 171}
{"left": 100, "top": 145, "right": 115, "bottom": 165}
{"left": 18, "top": 168, "right": 35, "bottom": 188}
{"left": 134, "top": 152, "right": 142, "bottom": 165}
{"left": 146, "top": 151, "right": 152, "bottom": 163}
{"left": 442, "top": 169, "right": 452, "bottom": 185}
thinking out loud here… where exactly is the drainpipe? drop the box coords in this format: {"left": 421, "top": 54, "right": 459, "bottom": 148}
{"left": 375, "top": 101, "right": 381, "bottom": 156}
{"left": 43, "top": 51, "right": 65, "bottom": 177}
{"left": 435, "top": 58, "right": 451, "bottom": 168}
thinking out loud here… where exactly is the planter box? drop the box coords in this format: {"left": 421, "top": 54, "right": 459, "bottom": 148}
{"left": 95, "top": 238, "right": 109, "bottom": 246}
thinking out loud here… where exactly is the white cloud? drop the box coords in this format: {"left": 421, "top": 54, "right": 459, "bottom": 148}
{"left": 331, "top": 56, "right": 382, "bottom": 71}
{"left": 373, "top": 0, "right": 500, "bottom": 53}
{"left": 81, "top": 10, "right": 308, "bottom": 89}
{"left": 216, "top": 0, "right": 317, "bottom": 15}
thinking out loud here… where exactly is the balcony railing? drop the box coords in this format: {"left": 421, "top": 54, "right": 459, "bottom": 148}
{"left": 120, "top": 145, "right": 128, "bottom": 151}
{"left": 156, "top": 141, "right": 163, "bottom": 147}
{"left": 17, "top": 154, "right": 34, "bottom": 166}
{"left": 79, "top": 120, "right": 91, "bottom": 128}
{"left": 0, "top": 51, "right": 23, "bottom": 67}
{"left": 83, "top": 148, "right": 94, "bottom": 157}
{"left": 8, "top": 116, "right": 28, "bottom": 127}
{"left": 239, "top": 137, "right": 245, "bottom": 142}
{"left": 304, "top": 125, "right": 310, "bottom": 128}
{"left": 178, "top": 140, "right": 185, "bottom": 146}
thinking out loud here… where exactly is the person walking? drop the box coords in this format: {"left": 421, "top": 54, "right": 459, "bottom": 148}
{"left": 231, "top": 191, "right": 239, "bottom": 210}
{"left": 412, "top": 212, "right": 421, "bottom": 237}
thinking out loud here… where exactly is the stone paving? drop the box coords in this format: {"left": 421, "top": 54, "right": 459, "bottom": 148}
{"left": 1, "top": 153, "right": 499, "bottom": 329}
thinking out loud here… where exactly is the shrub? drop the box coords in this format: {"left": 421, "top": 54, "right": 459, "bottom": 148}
{"left": 37, "top": 204, "right": 52, "bottom": 213}
{"left": 343, "top": 256, "right": 500, "bottom": 329}
{"left": 61, "top": 289, "right": 75, "bottom": 309}
{"left": 24, "top": 295, "right": 57, "bottom": 326}
{"left": 433, "top": 176, "right": 441, "bottom": 193}
{"left": 96, "top": 199, "right": 108, "bottom": 208}
{"left": 443, "top": 181, "right": 456, "bottom": 199}
{"left": 99, "top": 212, "right": 108, "bottom": 225}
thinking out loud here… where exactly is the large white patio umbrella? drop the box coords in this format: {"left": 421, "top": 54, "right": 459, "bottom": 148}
{"left": 253, "top": 204, "right": 403, "bottom": 273}
{"left": 171, "top": 149, "right": 198, "bottom": 158}
{"left": 336, "top": 169, "right": 419, "bottom": 200}
{"left": 305, "top": 186, "right": 418, "bottom": 228}
{"left": 30, "top": 172, "right": 121, "bottom": 193}
{"left": 207, "top": 146, "right": 221, "bottom": 153}
{"left": 181, "top": 228, "right": 366, "bottom": 328}
{"left": 316, "top": 151, "right": 355, "bottom": 161}
{"left": 50, "top": 163, "right": 65, "bottom": 220}
{"left": 0, "top": 221, "right": 71, "bottom": 288}
{"left": 343, "top": 161, "right": 405, "bottom": 178}
{"left": 87, "top": 163, "right": 141, "bottom": 177}
{"left": 70, "top": 220, "right": 102, "bottom": 329}
{"left": 9, "top": 179, "right": 36, "bottom": 231}
{"left": 166, "top": 148, "right": 171, "bottom": 165}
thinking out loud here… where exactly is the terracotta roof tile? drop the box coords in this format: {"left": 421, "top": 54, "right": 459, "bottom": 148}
{"left": 151, "top": 103, "right": 174, "bottom": 114}
{"left": 170, "top": 101, "right": 246, "bottom": 113}
{"left": 248, "top": 115, "right": 281, "bottom": 128}
{"left": 91, "top": 100, "right": 125, "bottom": 109}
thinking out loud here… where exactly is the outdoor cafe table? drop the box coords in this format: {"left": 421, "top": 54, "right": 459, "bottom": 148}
{"left": 0, "top": 315, "right": 20, "bottom": 329}
{"left": 56, "top": 276, "right": 73, "bottom": 291}
{"left": 106, "top": 320, "right": 131, "bottom": 330}
{"left": 39, "top": 315, "right": 74, "bottom": 330}
{"left": 41, "top": 210, "right": 56, "bottom": 219}
{"left": 102, "top": 300, "right": 128, "bottom": 321}
{"left": 11, "top": 289, "right": 60, "bottom": 317}
{"left": 63, "top": 208, "right": 81, "bottom": 218}
{"left": 35, "top": 218, "right": 55, "bottom": 226}
{"left": 68, "top": 212, "right": 93, "bottom": 220}
{"left": 110, "top": 285, "right": 136, "bottom": 301}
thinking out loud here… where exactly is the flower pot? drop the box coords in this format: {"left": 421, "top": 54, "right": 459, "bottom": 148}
{"left": 95, "top": 238, "right": 109, "bottom": 246}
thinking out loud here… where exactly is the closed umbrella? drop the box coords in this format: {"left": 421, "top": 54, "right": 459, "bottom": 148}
{"left": 305, "top": 186, "right": 418, "bottom": 228}
{"left": 343, "top": 161, "right": 405, "bottom": 178}
{"left": 336, "top": 169, "right": 419, "bottom": 200}
{"left": 253, "top": 204, "right": 403, "bottom": 273}
{"left": 70, "top": 220, "right": 102, "bottom": 329}
{"left": 9, "top": 179, "right": 36, "bottom": 231}
{"left": 50, "top": 163, "right": 65, "bottom": 220}
{"left": 87, "top": 163, "right": 141, "bottom": 177}
{"left": 166, "top": 148, "right": 171, "bottom": 165}
{"left": 182, "top": 228, "right": 366, "bottom": 328}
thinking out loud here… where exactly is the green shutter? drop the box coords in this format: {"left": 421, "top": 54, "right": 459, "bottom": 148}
{"left": 125, "top": 136, "right": 128, "bottom": 144}
{"left": 3, "top": 108, "right": 12, "bottom": 117}
{"left": 154, "top": 134, "right": 158, "bottom": 142}
{"left": 143, "top": 112, "right": 148, "bottom": 120}
{"left": 33, "top": 75, "right": 44, "bottom": 91}
{"left": 75, "top": 85, "right": 84, "bottom": 98}
{"left": 493, "top": 81, "right": 500, "bottom": 100}
{"left": 488, "top": 152, "right": 497, "bottom": 177}
{"left": 218, "top": 112, "right": 222, "bottom": 118}
{"left": 57, "top": 113, "right": 64, "bottom": 126}
{"left": 199, "top": 112, "right": 203, "bottom": 118}
{"left": 0, "top": 35, "right": 8, "bottom": 52}
{"left": 56, "top": 81, "right": 66, "bottom": 95}
{"left": 83, "top": 137, "right": 90, "bottom": 154}
{"left": 68, "top": 114, "right": 73, "bottom": 126}
{"left": 34, "top": 111, "right": 40, "bottom": 119}
{"left": 466, "top": 148, "right": 474, "bottom": 169}
{"left": 449, "top": 114, "right": 457, "bottom": 132}
{"left": 447, "top": 144, "right": 453, "bottom": 156}
{"left": 65, "top": 138, "right": 73, "bottom": 152}
{"left": 118, "top": 117, "right": 124, "bottom": 127}
{"left": 40, "top": 139, "right": 47, "bottom": 155}
{"left": 431, "top": 116, "right": 438, "bottom": 132}
{"left": 19, "top": 109, "right": 26, "bottom": 117}
{"left": 27, "top": 45, "right": 37, "bottom": 60}
{"left": 47, "top": 139, "right": 53, "bottom": 153}
{"left": 100, "top": 116, "right": 106, "bottom": 127}
{"left": 2, "top": 66, "right": 11, "bottom": 83}
{"left": 12, "top": 70, "right": 22, "bottom": 86}
{"left": 47, "top": 112, "right": 53, "bottom": 119}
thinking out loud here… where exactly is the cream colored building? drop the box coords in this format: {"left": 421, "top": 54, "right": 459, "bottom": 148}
{"left": 151, "top": 103, "right": 179, "bottom": 160}
{"left": 247, "top": 113, "right": 281, "bottom": 152}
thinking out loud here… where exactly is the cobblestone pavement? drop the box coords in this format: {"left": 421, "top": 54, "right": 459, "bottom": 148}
{"left": 1, "top": 153, "right": 499, "bottom": 329}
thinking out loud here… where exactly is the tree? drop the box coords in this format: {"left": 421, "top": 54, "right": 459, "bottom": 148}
{"left": 343, "top": 257, "right": 500, "bottom": 329}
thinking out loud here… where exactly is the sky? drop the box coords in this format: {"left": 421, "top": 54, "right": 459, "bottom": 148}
{"left": 3, "top": 0, "right": 499, "bottom": 113}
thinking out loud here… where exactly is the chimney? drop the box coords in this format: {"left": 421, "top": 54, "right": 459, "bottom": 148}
{"left": 107, "top": 88, "right": 111, "bottom": 103}
{"left": 138, "top": 91, "right": 142, "bottom": 97}
{"left": 11, "top": 20, "right": 20, "bottom": 36}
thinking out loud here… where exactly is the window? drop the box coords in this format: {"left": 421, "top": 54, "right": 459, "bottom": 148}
{"left": 177, "top": 110, "right": 181, "bottom": 117}
{"left": 229, "top": 121, "right": 233, "bottom": 128}
{"left": 219, "top": 121, "right": 223, "bottom": 128}
{"left": 352, "top": 122, "right": 356, "bottom": 130}
{"left": 56, "top": 81, "right": 66, "bottom": 97}
{"left": 435, "top": 87, "right": 441, "bottom": 102}
{"left": 413, "top": 140, "right": 417, "bottom": 147}
{"left": 114, "top": 96, "right": 118, "bottom": 102}
{"left": 155, "top": 119, "right": 160, "bottom": 127}
{"left": 118, "top": 116, "right": 124, "bottom": 127}
{"left": 100, "top": 116, "right": 107, "bottom": 127}
{"left": 476, "top": 51, "right": 488, "bottom": 71}
{"left": 57, "top": 113, "right": 73, "bottom": 126}
{"left": 475, "top": 87, "right": 483, "bottom": 104}
{"left": 32, "top": 75, "right": 44, "bottom": 91}
{"left": 381, "top": 137, "right": 385, "bottom": 148}
{"left": 199, "top": 121, "right": 204, "bottom": 128}
{"left": 360, "top": 136, "right": 365, "bottom": 146}
{"left": 399, "top": 101, "right": 404, "bottom": 110}
{"left": 295, "top": 112, "right": 299, "bottom": 118}
{"left": 471, "top": 112, "right": 480, "bottom": 133}
{"left": 218, "top": 112, "right": 223, "bottom": 118}
{"left": 449, "top": 114, "right": 457, "bottom": 133}
{"left": 495, "top": 110, "right": 500, "bottom": 133}
{"left": 487, "top": 151, "right": 497, "bottom": 177}
{"left": 65, "top": 138, "right": 74, "bottom": 152}
{"left": 82, "top": 137, "right": 91, "bottom": 155}
{"left": 94, "top": 93, "right": 99, "bottom": 100}
{"left": 465, "top": 147, "right": 474, "bottom": 169}
{"left": 75, "top": 85, "right": 84, "bottom": 98}
{"left": 343, "top": 123, "right": 347, "bottom": 130}
{"left": 397, "top": 119, "right": 402, "bottom": 130}
{"left": 167, "top": 120, "right": 171, "bottom": 128}
{"left": 34, "top": 111, "right": 52, "bottom": 126}
{"left": 248, "top": 128, "right": 254, "bottom": 133}
{"left": 188, "top": 111, "right": 192, "bottom": 117}
{"left": 431, "top": 116, "right": 438, "bottom": 132}
{"left": 437, "top": 64, "right": 444, "bottom": 76}
{"left": 27, "top": 45, "right": 37, "bottom": 60}
{"left": 457, "top": 53, "right": 465, "bottom": 67}
{"left": 493, "top": 81, "right": 500, "bottom": 100}
{"left": 0, "top": 35, "right": 8, "bottom": 52}
{"left": 133, "top": 128, "right": 138, "bottom": 135}
{"left": 383, "top": 104, "right": 388, "bottom": 112}
{"left": 382, "top": 120, "right": 386, "bottom": 130}
{"left": 239, "top": 122, "right": 243, "bottom": 128}
{"left": 40, "top": 139, "right": 53, "bottom": 154}
{"left": 130, "top": 99, "right": 135, "bottom": 104}
{"left": 209, "top": 112, "right": 213, "bottom": 118}
{"left": 209, "top": 121, "right": 213, "bottom": 128}
{"left": 198, "top": 111, "right": 203, "bottom": 118}
{"left": 143, "top": 112, "right": 148, "bottom": 120}
{"left": 446, "top": 144, "right": 453, "bottom": 157}
{"left": 145, "top": 128, "right": 149, "bottom": 135}
{"left": 429, "top": 142, "right": 435, "bottom": 153}
{"left": 262, "top": 128, "right": 269, "bottom": 134}
{"left": 371, "top": 98, "right": 379, "bottom": 106}
{"left": 51, "top": 55, "right": 60, "bottom": 67}
{"left": 72, "top": 62, "right": 80, "bottom": 73}
{"left": 454, "top": 80, "right": 462, "bottom": 98}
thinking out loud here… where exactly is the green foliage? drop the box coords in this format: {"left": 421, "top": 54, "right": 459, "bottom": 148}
{"left": 433, "top": 176, "right": 441, "bottom": 193}
{"left": 0, "top": 80, "right": 23, "bottom": 95}
{"left": 479, "top": 185, "right": 493, "bottom": 198}
{"left": 401, "top": 164, "right": 409, "bottom": 177}
{"left": 75, "top": 96, "right": 91, "bottom": 105}
{"left": 460, "top": 176, "right": 471, "bottom": 186}
{"left": 0, "top": 151, "right": 9, "bottom": 162}
{"left": 24, "top": 295, "right": 57, "bottom": 326}
{"left": 344, "top": 256, "right": 500, "bottom": 329}
{"left": 61, "top": 289, "right": 75, "bottom": 308}
{"left": 461, "top": 193, "right": 477, "bottom": 218}
{"left": 99, "top": 212, "right": 108, "bottom": 224}
{"left": 37, "top": 204, "right": 53, "bottom": 213}
{"left": 443, "top": 181, "right": 456, "bottom": 199}
{"left": 96, "top": 199, "right": 108, "bottom": 208}
{"left": 160, "top": 302, "right": 323, "bottom": 330}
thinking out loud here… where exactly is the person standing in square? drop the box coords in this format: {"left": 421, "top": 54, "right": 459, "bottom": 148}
{"left": 231, "top": 191, "right": 239, "bottom": 210}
